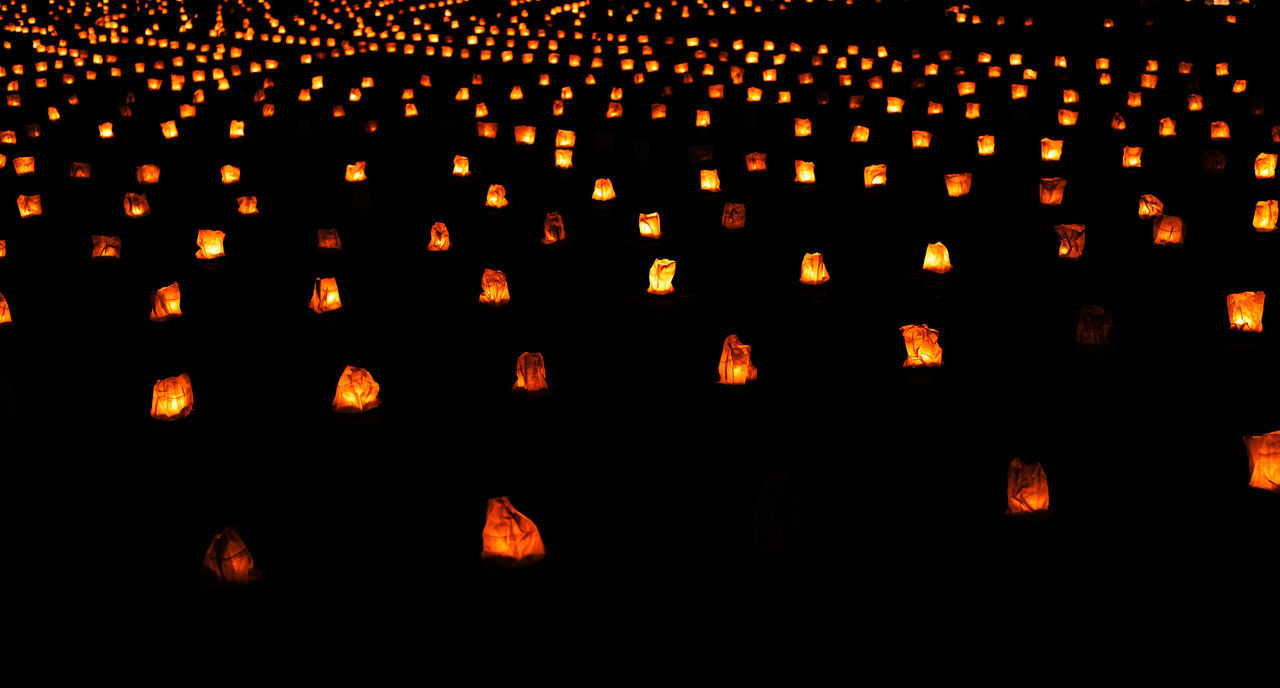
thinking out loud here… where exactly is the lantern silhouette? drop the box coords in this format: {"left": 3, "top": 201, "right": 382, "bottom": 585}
{"left": 514, "top": 125, "right": 536, "bottom": 145}
{"left": 1122, "top": 146, "right": 1143, "bottom": 168}
{"left": 486, "top": 184, "right": 508, "bottom": 209}
{"left": 308, "top": 277, "right": 343, "bottom": 313}
{"left": 1243, "top": 431, "right": 1280, "bottom": 492}
{"left": 481, "top": 497, "right": 545, "bottom": 567}
{"left": 477, "top": 122, "right": 498, "bottom": 139}
{"left": 220, "top": 165, "right": 240, "bottom": 184}
{"left": 1011, "top": 84, "right": 1028, "bottom": 99}
{"left": 1039, "top": 178, "right": 1066, "bottom": 206}
{"left": 70, "top": 162, "right": 91, "bottom": 179}
{"left": 799, "top": 253, "right": 830, "bottom": 285}
{"left": 1006, "top": 458, "right": 1050, "bottom": 514}
{"left": 1226, "top": 291, "right": 1265, "bottom": 333}
{"left": 512, "top": 353, "right": 549, "bottom": 394}
{"left": 638, "top": 212, "right": 662, "bottom": 239}
{"left": 1041, "top": 139, "right": 1064, "bottom": 162}
{"left": 1055, "top": 224, "right": 1087, "bottom": 260}
{"left": 700, "top": 169, "right": 721, "bottom": 192}
{"left": 647, "top": 259, "right": 677, "bottom": 295}
{"left": 426, "top": 222, "right": 451, "bottom": 252}
{"left": 1110, "top": 113, "right": 1127, "bottom": 131}
{"left": 851, "top": 125, "right": 870, "bottom": 143}
{"left": 1255, "top": 153, "right": 1277, "bottom": 179}
{"left": 1153, "top": 215, "right": 1185, "bottom": 246}
{"left": 794, "top": 160, "right": 815, "bottom": 184}
{"left": 592, "top": 178, "right": 616, "bottom": 201}
{"left": 718, "top": 334, "right": 758, "bottom": 385}
{"left": 965, "top": 102, "right": 981, "bottom": 119}
{"left": 554, "top": 149, "right": 573, "bottom": 169}
{"left": 91, "top": 235, "right": 121, "bottom": 259}
{"left": 1138, "top": 194, "right": 1164, "bottom": 219}
{"left": 911, "top": 130, "right": 932, "bottom": 149}
{"left": 944, "top": 173, "right": 972, "bottom": 198}
{"left": 1188, "top": 94, "right": 1204, "bottom": 112}
{"left": 886, "top": 97, "right": 904, "bottom": 113}
{"left": 195, "top": 230, "right": 225, "bottom": 259}
{"left": 228, "top": 120, "right": 245, "bottom": 139}
{"left": 864, "top": 164, "right": 887, "bottom": 188}
{"left": 332, "top": 365, "right": 381, "bottom": 413}
{"left": 900, "top": 324, "right": 942, "bottom": 367}
{"left": 150, "top": 373, "right": 193, "bottom": 420}
{"left": 160, "top": 120, "right": 178, "bottom": 138}
{"left": 1210, "top": 121, "right": 1231, "bottom": 140}
{"left": 345, "top": 161, "right": 367, "bottom": 182}
{"left": 1127, "top": 92, "right": 1143, "bottom": 109}
{"left": 0, "top": 292, "right": 10, "bottom": 326}
{"left": 479, "top": 269, "right": 510, "bottom": 306}
{"left": 923, "top": 243, "right": 952, "bottom": 274}
{"left": 317, "top": 229, "right": 342, "bottom": 251}
{"left": 542, "top": 212, "right": 566, "bottom": 245}
{"left": 794, "top": 118, "right": 812, "bottom": 137}
{"left": 977, "top": 135, "right": 995, "bottom": 156}
{"left": 1058, "top": 109, "right": 1079, "bottom": 126}
{"left": 202, "top": 527, "right": 260, "bottom": 585}
{"left": 236, "top": 196, "right": 258, "bottom": 215}
{"left": 13, "top": 157, "right": 34, "bottom": 175}
{"left": 1254, "top": 200, "right": 1278, "bottom": 232}
{"left": 722, "top": 203, "right": 746, "bottom": 230}
{"left": 124, "top": 193, "right": 150, "bottom": 218}
{"left": 745, "top": 152, "right": 767, "bottom": 172}
{"left": 555, "top": 129, "right": 576, "bottom": 148}
{"left": 150, "top": 282, "right": 183, "bottom": 321}
{"left": 1076, "top": 305, "right": 1113, "bottom": 347}
{"left": 99, "top": 122, "right": 114, "bottom": 138}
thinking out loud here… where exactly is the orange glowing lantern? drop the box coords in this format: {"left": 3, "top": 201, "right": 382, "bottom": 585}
{"left": 16, "top": 195, "right": 41, "bottom": 218}
{"left": 1076, "top": 305, "right": 1113, "bottom": 347}
{"left": 1127, "top": 91, "right": 1142, "bottom": 108}
{"left": 900, "top": 324, "right": 943, "bottom": 367}
{"left": 923, "top": 243, "right": 952, "bottom": 274}
{"left": 1058, "top": 109, "right": 1079, "bottom": 126}
{"left": 745, "top": 152, "right": 768, "bottom": 173}
{"left": 512, "top": 353, "right": 549, "bottom": 395}
{"left": 1243, "top": 431, "right": 1280, "bottom": 492}
{"left": 794, "top": 160, "right": 815, "bottom": 184}
{"left": 1255, "top": 153, "right": 1277, "bottom": 179}
{"left": 1188, "top": 94, "right": 1204, "bottom": 112}
{"left": 1253, "top": 200, "right": 1278, "bottom": 232}
{"left": 554, "top": 149, "right": 573, "bottom": 169}
{"left": 1210, "top": 121, "right": 1231, "bottom": 140}
{"left": 308, "top": 277, "right": 342, "bottom": 314}
{"left": 965, "top": 102, "right": 981, "bottom": 119}
{"left": 1006, "top": 457, "right": 1049, "bottom": 514}
{"left": 799, "top": 253, "right": 830, "bottom": 285}
{"left": 542, "top": 212, "right": 566, "bottom": 245}
{"left": 1226, "top": 291, "right": 1265, "bottom": 333}
{"left": 70, "top": 162, "right": 91, "bottom": 179}
{"left": 479, "top": 269, "right": 510, "bottom": 306}
{"left": 1122, "top": 146, "right": 1144, "bottom": 168}
{"left": 99, "top": 122, "right": 114, "bottom": 138}
{"left": 124, "top": 193, "right": 150, "bottom": 218}
{"left": 1041, "top": 139, "right": 1064, "bottom": 162}
{"left": 695, "top": 109, "right": 710, "bottom": 127}
{"left": 555, "top": 130, "right": 576, "bottom": 148}
{"left": 332, "top": 365, "right": 382, "bottom": 413}
{"left": 886, "top": 97, "right": 904, "bottom": 114}
{"left": 794, "top": 118, "right": 812, "bottom": 137}
{"left": 1158, "top": 117, "right": 1175, "bottom": 137}
{"left": 592, "top": 178, "right": 617, "bottom": 201}
{"left": 977, "top": 135, "right": 996, "bottom": 156}
{"left": 647, "top": 259, "right": 677, "bottom": 295}
{"left": 1138, "top": 195, "right": 1165, "bottom": 219}
{"left": 195, "top": 230, "right": 225, "bottom": 259}
{"left": 1055, "top": 224, "right": 1087, "bottom": 260}
{"left": 1011, "top": 83, "right": 1028, "bottom": 100}
{"left": 718, "top": 334, "right": 758, "bottom": 385}
{"left": 481, "top": 497, "right": 545, "bottom": 566}
{"left": 864, "top": 164, "right": 887, "bottom": 188}
{"left": 514, "top": 125, "right": 536, "bottom": 145}
{"left": 132, "top": 164, "right": 160, "bottom": 185}
{"left": 233, "top": 195, "right": 258, "bottom": 215}
{"left": 150, "top": 373, "right": 193, "bottom": 420}
{"left": 486, "top": 184, "right": 509, "bottom": 209}
{"left": 638, "top": 212, "right": 662, "bottom": 239}
{"left": 851, "top": 125, "right": 871, "bottom": 143}
{"left": 91, "top": 235, "right": 121, "bottom": 259}
{"left": 700, "top": 170, "right": 721, "bottom": 192}
{"left": 911, "top": 130, "right": 933, "bottom": 149}
{"left": 1153, "top": 215, "right": 1186, "bottom": 246}
{"left": 428, "top": 222, "right": 451, "bottom": 251}
{"left": 317, "top": 229, "right": 342, "bottom": 251}
{"left": 220, "top": 165, "right": 240, "bottom": 184}
{"left": 229, "top": 120, "right": 245, "bottom": 139}
{"left": 202, "top": 527, "right": 259, "bottom": 585}
{"left": 1039, "top": 178, "right": 1066, "bottom": 206}
{"left": 944, "top": 173, "right": 973, "bottom": 198}
{"left": 477, "top": 122, "right": 498, "bottom": 139}
{"left": 1111, "top": 113, "right": 1127, "bottom": 131}
{"left": 722, "top": 203, "right": 747, "bottom": 231}
{"left": 13, "top": 157, "right": 34, "bottom": 175}
{"left": 452, "top": 155, "right": 470, "bottom": 178}
{"left": 160, "top": 120, "right": 178, "bottom": 139}
{"left": 0, "top": 292, "right": 10, "bottom": 325}
{"left": 345, "top": 161, "right": 367, "bottom": 182}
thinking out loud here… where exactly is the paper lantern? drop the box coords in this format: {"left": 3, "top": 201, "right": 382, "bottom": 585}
{"left": 1055, "top": 224, "right": 1087, "bottom": 260}
{"left": 427, "top": 222, "right": 451, "bottom": 252}
{"left": 1011, "top": 84, "right": 1028, "bottom": 99}
{"left": 13, "top": 157, "right": 34, "bottom": 175}
{"left": 1076, "top": 305, "right": 1113, "bottom": 347}
{"left": 481, "top": 497, "right": 545, "bottom": 567}
{"left": 70, "top": 162, "right": 91, "bottom": 179}
{"left": 220, "top": 165, "right": 240, "bottom": 184}
{"left": 1041, "top": 139, "right": 1064, "bottom": 162}
{"left": 911, "top": 130, "right": 932, "bottom": 149}
{"left": 1122, "top": 146, "right": 1143, "bottom": 168}
{"left": 485, "top": 184, "right": 509, "bottom": 209}
{"left": 1255, "top": 153, "right": 1277, "bottom": 179}
{"left": 1006, "top": 458, "right": 1049, "bottom": 514}
{"left": 698, "top": 169, "right": 722, "bottom": 193}
{"left": 202, "top": 527, "right": 260, "bottom": 585}
{"left": 900, "top": 324, "right": 942, "bottom": 367}
{"left": 91, "top": 235, "right": 121, "bottom": 259}
{"left": 651, "top": 103, "right": 667, "bottom": 119}
{"left": 1039, "top": 178, "right": 1066, "bottom": 206}
{"left": 922, "top": 243, "right": 952, "bottom": 274}
{"left": 555, "top": 129, "right": 576, "bottom": 148}
{"left": 886, "top": 97, "right": 904, "bottom": 113}
{"left": 1210, "top": 121, "right": 1231, "bottom": 140}
{"left": 317, "top": 229, "right": 342, "bottom": 250}
{"left": 448, "top": 155, "right": 471, "bottom": 178}
{"left": 638, "top": 212, "right": 662, "bottom": 239}
{"left": 718, "top": 334, "right": 758, "bottom": 385}
{"left": 794, "top": 118, "right": 812, "bottom": 137}
{"left": 160, "top": 120, "right": 178, "bottom": 138}
{"left": 1138, "top": 194, "right": 1164, "bottom": 219}
{"left": 1058, "top": 109, "right": 1078, "bottom": 126}
{"left": 512, "top": 353, "right": 549, "bottom": 394}
{"left": 195, "top": 229, "right": 225, "bottom": 259}
{"left": 1243, "top": 431, "right": 1280, "bottom": 492}
{"left": 799, "top": 253, "right": 830, "bottom": 285}
{"left": 332, "top": 365, "right": 381, "bottom": 413}
{"left": 554, "top": 149, "right": 573, "bottom": 169}
{"left": 98, "top": 122, "right": 114, "bottom": 138}
{"left": 149, "top": 282, "right": 183, "bottom": 321}
{"left": 850, "top": 125, "right": 870, "bottom": 143}
{"left": 0, "top": 292, "right": 10, "bottom": 326}
{"left": 1188, "top": 94, "right": 1204, "bottom": 112}
{"left": 1153, "top": 215, "right": 1185, "bottom": 246}
{"left": 479, "top": 269, "right": 510, "bottom": 306}
{"left": 345, "top": 161, "right": 367, "bottom": 182}
{"left": 514, "top": 125, "right": 536, "bottom": 145}
{"left": 864, "top": 164, "right": 887, "bottom": 188}
{"left": 592, "top": 178, "right": 616, "bottom": 201}
{"left": 928, "top": 101, "right": 944, "bottom": 116}
{"left": 1127, "top": 92, "right": 1143, "bottom": 109}
{"left": 124, "top": 193, "right": 150, "bottom": 218}
{"left": 229, "top": 120, "right": 245, "bottom": 139}
{"left": 236, "top": 196, "right": 258, "bottom": 215}
{"left": 477, "top": 122, "right": 498, "bottom": 139}
{"left": 977, "top": 135, "right": 995, "bottom": 156}
{"left": 150, "top": 373, "right": 193, "bottom": 420}
{"left": 542, "top": 212, "right": 566, "bottom": 245}
{"left": 1253, "top": 200, "right": 1278, "bottom": 232}
{"left": 794, "top": 160, "right": 815, "bottom": 184}
{"left": 308, "top": 277, "right": 342, "bottom": 313}
{"left": 745, "top": 152, "right": 767, "bottom": 172}
{"left": 722, "top": 203, "right": 746, "bottom": 230}
{"left": 1226, "top": 291, "right": 1265, "bottom": 333}
{"left": 647, "top": 259, "right": 677, "bottom": 295}
{"left": 1111, "top": 113, "right": 1127, "bottom": 131}
{"left": 965, "top": 102, "right": 981, "bottom": 119}
{"left": 944, "top": 173, "right": 972, "bottom": 198}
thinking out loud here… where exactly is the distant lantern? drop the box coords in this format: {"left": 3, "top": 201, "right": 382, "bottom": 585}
{"left": 1122, "top": 146, "right": 1144, "bottom": 168}
{"left": 928, "top": 101, "right": 944, "bottom": 116}
{"left": 0, "top": 292, "right": 10, "bottom": 325}
{"left": 965, "top": 102, "right": 981, "bottom": 119}
{"left": 1253, "top": 200, "right": 1278, "bottom": 232}
{"left": 647, "top": 259, "right": 677, "bottom": 295}
{"left": 542, "top": 212, "right": 566, "bottom": 245}
{"left": 1006, "top": 458, "right": 1050, "bottom": 514}
{"left": 722, "top": 203, "right": 746, "bottom": 231}
{"left": 1127, "top": 91, "right": 1142, "bottom": 108}
{"left": 317, "top": 229, "right": 342, "bottom": 251}
{"left": 150, "top": 373, "right": 193, "bottom": 420}
{"left": 486, "top": 184, "right": 509, "bottom": 209}
{"left": 481, "top": 497, "right": 545, "bottom": 567}
{"left": 477, "top": 121, "right": 498, "bottom": 138}
{"left": 98, "top": 122, "right": 114, "bottom": 138}
{"left": 794, "top": 118, "right": 812, "bottom": 137}
{"left": 236, "top": 196, "right": 258, "bottom": 215}
{"left": 1158, "top": 117, "right": 1175, "bottom": 137}
{"left": 1138, "top": 194, "right": 1165, "bottom": 219}
{"left": 91, "top": 235, "right": 121, "bottom": 259}
{"left": 332, "top": 365, "right": 381, "bottom": 413}
{"left": 17, "top": 194, "right": 42, "bottom": 218}
{"left": 452, "top": 155, "right": 470, "bottom": 177}
{"left": 886, "top": 97, "right": 904, "bottom": 113}
{"left": 512, "top": 353, "right": 549, "bottom": 395}
{"left": 345, "top": 161, "right": 367, "bottom": 182}
{"left": 1255, "top": 153, "right": 1277, "bottom": 179}
{"left": 1111, "top": 113, "right": 1127, "bottom": 131}
{"left": 794, "top": 160, "right": 815, "bottom": 184}
{"left": 1243, "top": 431, "right": 1280, "bottom": 493}
{"left": 229, "top": 120, "right": 245, "bottom": 139}
{"left": 592, "top": 178, "right": 617, "bottom": 201}
{"left": 124, "top": 192, "right": 150, "bottom": 218}
{"left": 1153, "top": 215, "right": 1186, "bottom": 246}
{"left": 718, "top": 334, "right": 758, "bottom": 385}
{"left": 1076, "top": 305, "right": 1113, "bottom": 347}
{"left": 900, "top": 324, "right": 943, "bottom": 367}
{"left": 1058, "top": 109, "right": 1079, "bottom": 126}
{"left": 1011, "top": 84, "right": 1028, "bottom": 99}
{"left": 195, "top": 230, "right": 225, "bottom": 259}
{"left": 1210, "top": 121, "right": 1231, "bottom": 140}
{"left": 851, "top": 125, "right": 871, "bottom": 143}
{"left": 479, "top": 269, "right": 510, "bottom": 306}
{"left": 13, "top": 157, "right": 34, "bottom": 175}
{"left": 651, "top": 103, "right": 667, "bottom": 119}
{"left": 638, "top": 212, "right": 662, "bottom": 239}
{"left": 923, "top": 242, "right": 952, "bottom": 274}
{"left": 799, "top": 252, "right": 830, "bottom": 285}
{"left": 555, "top": 129, "right": 576, "bottom": 148}
{"left": 1039, "top": 178, "right": 1067, "bottom": 206}
{"left": 1055, "top": 224, "right": 1087, "bottom": 260}
{"left": 514, "top": 125, "right": 536, "bottom": 145}
{"left": 700, "top": 169, "right": 721, "bottom": 192}
{"left": 1188, "top": 94, "right": 1204, "bottom": 112}
{"left": 202, "top": 527, "right": 259, "bottom": 585}
{"left": 1041, "top": 139, "right": 1064, "bottom": 162}
{"left": 70, "top": 162, "right": 91, "bottom": 179}
{"left": 605, "top": 103, "right": 623, "bottom": 119}
{"left": 1226, "top": 291, "right": 1265, "bottom": 333}
{"left": 308, "top": 277, "right": 343, "bottom": 313}
{"left": 911, "top": 130, "right": 933, "bottom": 149}
{"left": 428, "top": 222, "right": 451, "bottom": 251}
{"left": 864, "top": 164, "right": 887, "bottom": 188}
{"left": 555, "top": 149, "right": 573, "bottom": 169}
{"left": 160, "top": 120, "right": 178, "bottom": 138}
{"left": 220, "top": 164, "right": 240, "bottom": 184}
{"left": 944, "top": 173, "right": 973, "bottom": 198}
{"left": 745, "top": 152, "right": 768, "bottom": 172}
{"left": 977, "top": 135, "right": 996, "bottom": 156}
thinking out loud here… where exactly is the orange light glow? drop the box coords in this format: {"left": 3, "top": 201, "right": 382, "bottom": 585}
{"left": 308, "top": 277, "right": 342, "bottom": 313}
{"left": 479, "top": 269, "right": 510, "bottom": 306}
{"left": 799, "top": 253, "right": 830, "bottom": 285}
{"left": 1007, "top": 458, "right": 1050, "bottom": 514}
{"left": 717, "top": 334, "right": 758, "bottom": 385}
{"left": 481, "top": 497, "right": 546, "bottom": 566}
{"left": 195, "top": 230, "right": 225, "bottom": 259}
{"left": 922, "top": 243, "right": 952, "bottom": 274}
{"left": 1226, "top": 291, "right": 1265, "bottom": 333}
{"left": 647, "top": 258, "right": 677, "bottom": 295}
{"left": 332, "top": 365, "right": 381, "bottom": 413}
{"left": 150, "top": 373, "right": 193, "bottom": 420}
{"left": 202, "top": 527, "right": 259, "bottom": 585}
